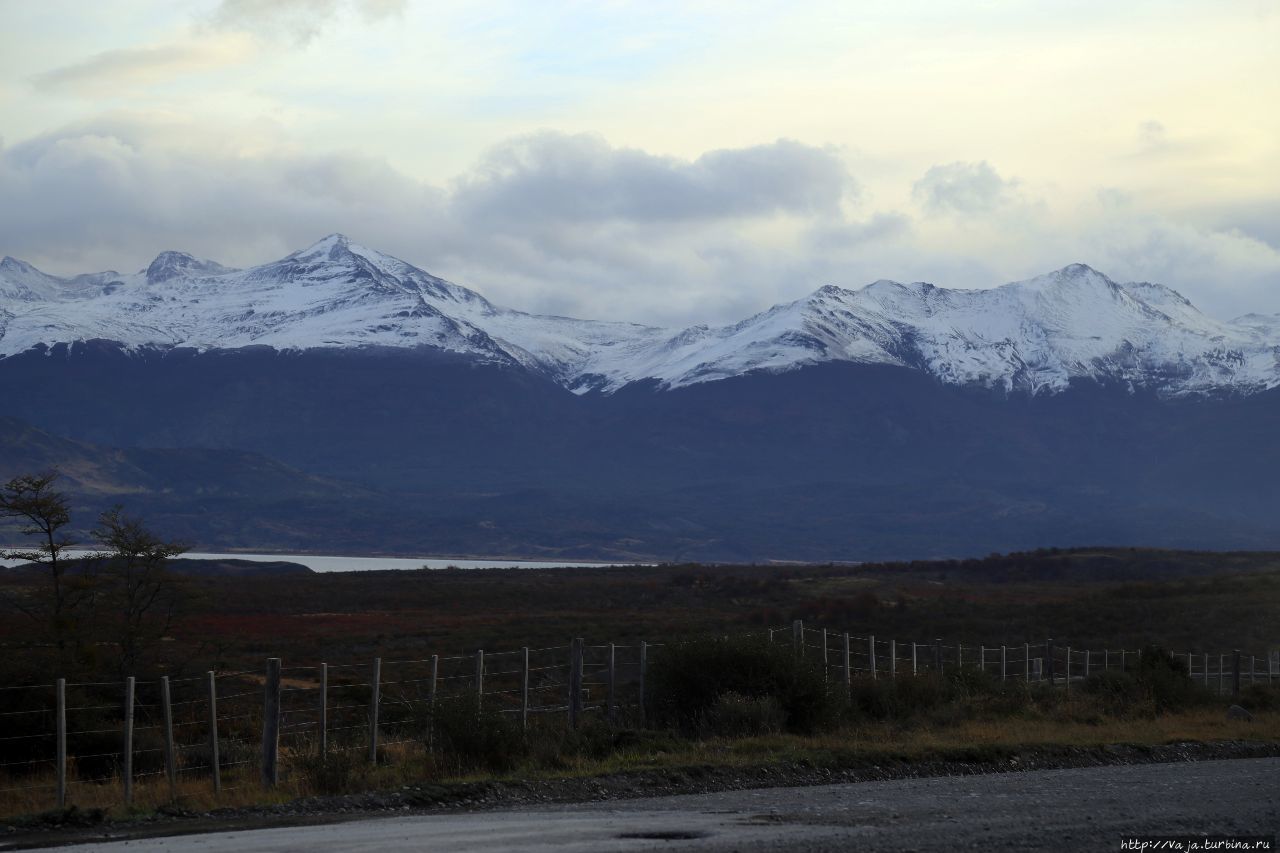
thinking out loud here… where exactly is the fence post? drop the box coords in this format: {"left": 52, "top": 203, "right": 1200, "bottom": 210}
{"left": 1046, "top": 640, "right": 1054, "bottom": 685}
{"left": 1232, "top": 650, "right": 1241, "bottom": 697}
{"left": 474, "top": 650, "right": 484, "bottom": 711}
{"left": 1001, "top": 646, "right": 1007, "bottom": 681}
{"left": 370, "top": 657, "right": 382, "bottom": 764}
{"left": 957, "top": 643, "right": 963, "bottom": 670}
{"left": 842, "top": 633, "right": 851, "bottom": 700}
{"left": 161, "top": 676, "right": 177, "bottom": 799}
{"left": 979, "top": 645, "right": 984, "bottom": 675}
{"left": 1203, "top": 653, "right": 1209, "bottom": 688}
{"left": 890, "top": 639, "right": 897, "bottom": 679}
{"left": 911, "top": 642, "right": 917, "bottom": 676}
{"left": 1121, "top": 649, "right": 1127, "bottom": 672}
{"left": 55, "top": 678, "right": 66, "bottom": 809}
{"left": 869, "top": 635, "right": 877, "bottom": 680}
{"left": 262, "top": 658, "right": 280, "bottom": 788}
{"left": 123, "top": 676, "right": 136, "bottom": 805}
{"left": 607, "top": 643, "right": 617, "bottom": 726}
{"left": 639, "top": 641, "right": 648, "bottom": 727}
{"left": 792, "top": 621, "right": 803, "bottom": 658}
{"left": 821, "top": 629, "right": 829, "bottom": 681}
{"left": 429, "top": 654, "right": 439, "bottom": 707}
{"left": 521, "top": 647, "right": 530, "bottom": 731}
{"left": 319, "top": 663, "right": 328, "bottom": 759}
{"left": 207, "top": 671, "right": 220, "bottom": 795}
{"left": 1024, "top": 643, "right": 1030, "bottom": 682}
{"left": 1064, "top": 647, "right": 1071, "bottom": 695}
{"left": 568, "top": 638, "right": 584, "bottom": 729}
{"left": 935, "top": 639, "right": 943, "bottom": 674}
{"left": 428, "top": 654, "right": 439, "bottom": 750}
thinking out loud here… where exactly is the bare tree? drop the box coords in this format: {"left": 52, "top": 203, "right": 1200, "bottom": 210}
{"left": 0, "top": 472, "right": 93, "bottom": 657}
{"left": 92, "top": 507, "right": 189, "bottom": 676}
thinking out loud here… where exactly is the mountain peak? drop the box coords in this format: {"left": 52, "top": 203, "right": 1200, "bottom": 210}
{"left": 291, "top": 233, "right": 353, "bottom": 262}
{"left": 145, "top": 250, "right": 226, "bottom": 284}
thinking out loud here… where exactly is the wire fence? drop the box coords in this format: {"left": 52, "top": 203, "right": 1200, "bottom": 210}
{"left": 1, "top": 622, "right": 1275, "bottom": 813}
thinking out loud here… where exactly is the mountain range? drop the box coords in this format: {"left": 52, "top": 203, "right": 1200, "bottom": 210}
{"left": 3, "top": 233, "right": 1277, "bottom": 397}
{"left": 2, "top": 236, "right": 1279, "bottom": 562}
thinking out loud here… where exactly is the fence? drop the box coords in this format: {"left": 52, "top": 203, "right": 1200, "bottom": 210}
{"left": 2, "top": 622, "right": 1276, "bottom": 813}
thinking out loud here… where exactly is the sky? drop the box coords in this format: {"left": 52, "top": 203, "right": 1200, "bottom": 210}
{"left": 1, "top": 0, "right": 1278, "bottom": 326}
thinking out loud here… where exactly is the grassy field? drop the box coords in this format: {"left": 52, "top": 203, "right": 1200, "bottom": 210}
{"left": 3, "top": 704, "right": 1276, "bottom": 823}
{"left": 1, "top": 547, "right": 1278, "bottom": 823}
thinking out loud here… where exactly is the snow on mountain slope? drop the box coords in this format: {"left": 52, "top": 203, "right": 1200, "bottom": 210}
{"left": 1, "top": 237, "right": 1277, "bottom": 397}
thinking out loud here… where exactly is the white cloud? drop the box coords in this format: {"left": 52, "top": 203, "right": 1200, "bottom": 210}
{"left": 209, "top": 0, "right": 407, "bottom": 45}
{"left": 912, "top": 161, "right": 1019, "bottom": 216}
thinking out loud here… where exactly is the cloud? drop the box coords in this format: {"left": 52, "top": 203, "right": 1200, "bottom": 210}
{"left": 209, "top": 0, "right": 407, "bottom": 45}
{"left": 1, "top": 118, "right": 1276, "bottom": 327}
{"left": 912, "top": 160, "right": 1018, "bottom": 215}
{"left": 0, "top": 120, "right": 865, "bottom": 325}
{"left": 1138, "top": 119, "right": 1169, "bottom": 152}
{"left": 29, "top": 40, "right": 252, "bottom": 94}
{"left": 452, "top": 133, "right": 855, "bottom": 226}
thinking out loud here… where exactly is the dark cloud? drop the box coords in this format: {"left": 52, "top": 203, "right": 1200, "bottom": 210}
{"left": 452, "top": 132, "right": 854, "bottom": 225}
{"left": 912, "top": 160, "right": 1016, "bottom": 215}
{"left": 0, "top": 121, "right": 864, "bottom": 325}
{"left": 4, "top": 120, "right": 1274, "bottom": 327}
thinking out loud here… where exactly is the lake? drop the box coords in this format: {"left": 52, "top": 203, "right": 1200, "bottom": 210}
{"left": 0, "top": 549, "right": 637, "bottom": 573}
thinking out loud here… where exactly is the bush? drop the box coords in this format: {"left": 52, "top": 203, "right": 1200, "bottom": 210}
{"left": 423, "top": 696, "right": 527, "bottom": 774}
{"left": 290, "top": 738, "right": 371, "bottom": 795}
{"left": 701, "top": 692, "right": 786, "bottom": 738}
{"left": 645, "top": 636, "right": 838, "bottom": 735}
{"left": 1080, "top": 646, "right": 1209, "bottom": 717}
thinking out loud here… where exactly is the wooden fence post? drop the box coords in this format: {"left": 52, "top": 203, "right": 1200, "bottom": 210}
{"left": 429, "top": 655, "right": 439, "bottom": 708}
{"left": 890, "top": 639, "right": 897, "bottom": 679}
{"left": 1000, "top": 645, "right": 1007, "bottom": 681}
{"left": 1219, "top": 653, "right": 1225, "bottom": 695}
{"left": 1024, "top": 643, "right": 1030, "bottom": 682}
{"left": 957, "top": 643, "right": 963, "bottom": 670}
{"left": 1121, "top": 649, "right": 1127, "bottom": 672}
{"left": 474, "top": 650, "right": 484, "bottom": 710}
{"left": 521, "top": 647, "right": 530, "bottom": 731}
{"left": 979, "top": 645, "right": 984, "bottom": 674}
{"left": 842, "top": 633, "right": 851, "bottom": 699}
{"left": 207, "top": 671, "right": 220, "bottom": 795}
{"left": 55, "top": 678, "right": 66, "bottom": 809}
{"left": 792, "top": 621, "right": 803, "bottom": 658}
{"left": 161, "top": 676, "right": 177, "bottom": 799}
{"left": 821, "top": 629, "right": 829, "bottom": 681}
{"left": 607, "top": 643, "right": 617, "bottom": 726}
{"left": 911, "top": 642, "right": 917, "bottom": 676}
{"left": 1046, "top": 640, "right": 1054, "bottom": 685}
{"left": 428, "top": 654, "right": 439, "bottom": 750}
{"left": 1232, "top": 650, "right": 1241, "bottom": 697}
{"left": 319, "top": 663, "right": 328, "bottom": 759}
{"left": 123, "top": 676, "right": 136, "bottom": 805}
{"left": 1064, "top": 647, "right": 1071, "bottom": 695}
{"left": 262, "top": 658, "right": 280, "bottom": 788}
{"left": 370, "top": 657, "right": 382, "bottom": 764}
{"left": 1084, "top": 649, "right": 1090, "bottom": 680}
{"left": 639, "top": 641, "right": 648, "bottom": 727}
{"left": 1203, "top": 653, "right": 1209, "bottom": 688}
{"left": 935, "top": 639, "right": 943, "bottom": 674}
{"left": 568, "top": 638, "right": 584, "bottom": 729}
{"left": 869, "top": 635, "right": 876, "bottom": 680}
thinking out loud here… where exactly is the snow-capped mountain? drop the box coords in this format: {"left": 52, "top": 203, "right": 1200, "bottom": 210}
{"left": 2, "top": 235, "right": 1277, "bottom": 397}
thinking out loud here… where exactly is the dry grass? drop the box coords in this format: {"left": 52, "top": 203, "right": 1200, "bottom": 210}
{"left": 5, "top": 703, "right": 1277, "bottom": 823}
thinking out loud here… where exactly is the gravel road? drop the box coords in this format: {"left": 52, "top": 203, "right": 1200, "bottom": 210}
{"left": 44, "top": 757, "right": 1278, "bottom": 852}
